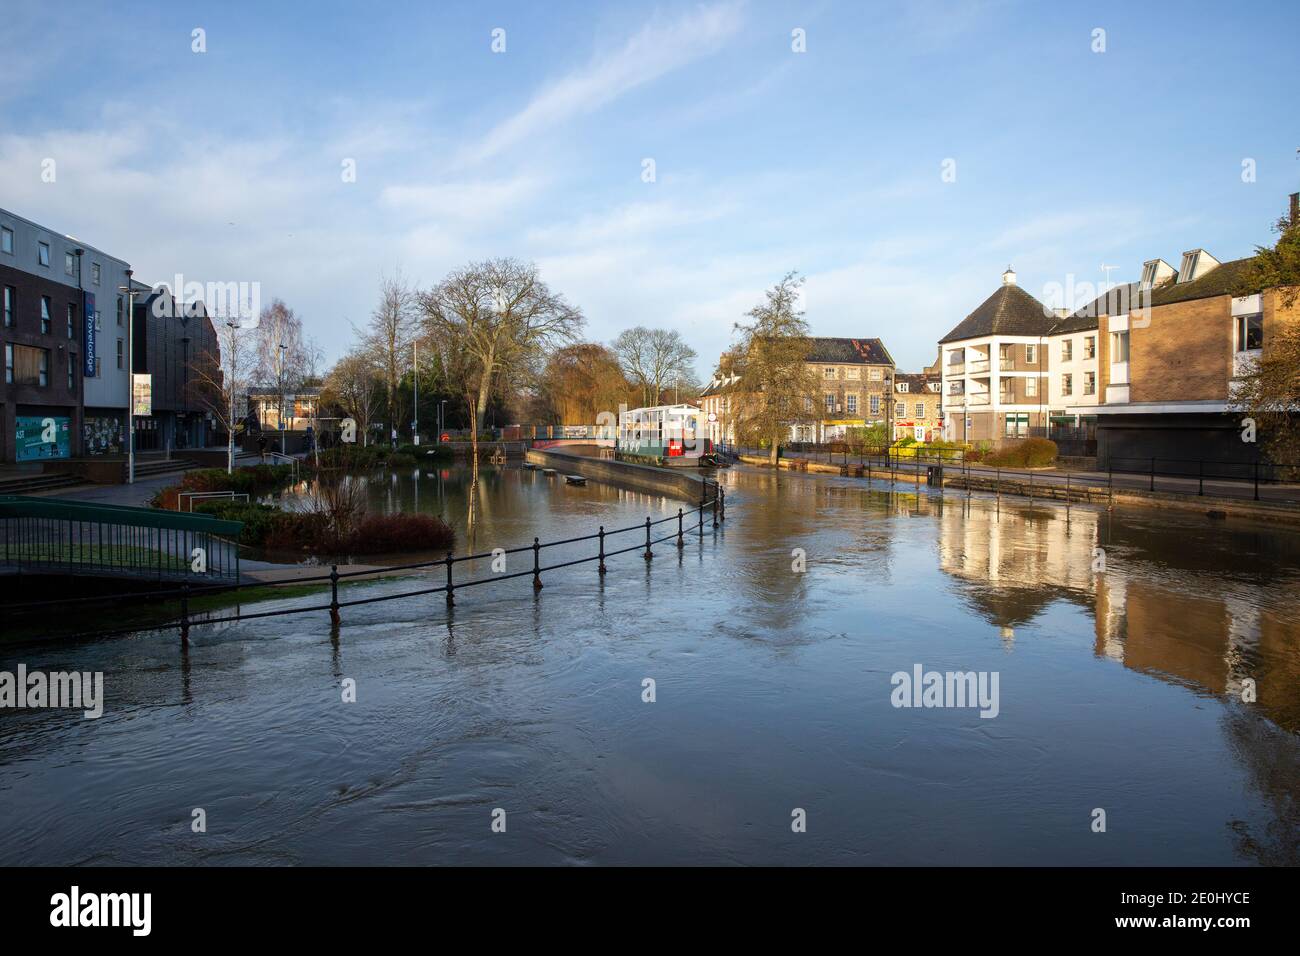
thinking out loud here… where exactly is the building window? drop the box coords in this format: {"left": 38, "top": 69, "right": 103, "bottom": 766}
{"left": 897, "top": 381, "right": 909, "bottom": 392}
{"left": 845, "top": 367, "right": 860, "bottom": 380}
{"left": 915, "top": 402, "right": 925, "bottom": 418}
{"left": 1236, "top": 314, "right": 1263, "bottom": 352}
{"left": 1178, "top": 251, "right": 1200, "bottom": 283}
{"left": 824, "top": 392, "right": 835, "bottom": 411}
{"left": 1083, "top": 336, "right": 1096, "bottom": 359}
{"left": 117, "top": 338, "right": 124, "bottom": 369}
{"left": 1061, "top": 339, "right": 1072, "bottom": 362}
{"left": 895, "top": 401, "right": 905, "bottom": 417}
{"left": 92, "top": 263, "right": 101, "bottom": 285}
{"left": 68, "top": 354, "right": 76, "bottom": 390}
{"left": 948, "top": 349, "right": 964, "bottom": 366}
{"left": 1004, "top": 413, "right": 1029, "bottom": 438}
{"left": 38, "top": 241, "right": 50, "bottom": 267}
{"left": 823, "top": 367, "right": 837, "bottom": 379}
{"left": 67, "top": 303, "right": 75, "bottom": 338}
{"left": 803, "top": 396, "right": 813, "bottom": 413}
{"left": 1, "top": 226, "right": 13, "bottom": 254}
{"left": 3, "top": 343, "right": 11, "bottom": 384}
{"left": 1026, "top": 376, "right": 1037, "bottom": 397}
{"left": 846, "top": 393, "right": 858, "bottom": 414}
{"left": 1111, "top": 330, "right": 1130, "bottom": 363}
{"left": 40, "top": 296, "right": 51, "bottom": 334}
{"left": 65, "top": 251, "right": 76, "bottom": 276}
{"left": 869, "top": 368, "right": 883, "bottom": 381}
{"left": 3, "top": 285, "right": 13, "bottom": 327}
{"left": 1062, "top": 373, "right": 1072, "bottom": 396}
{"left": 1084, "top": 371, "right": 1096, "bottom": 395}
{"left": 869, "top": 394, "right": 881, "bottom": 415}
{"left": 38, "top": 348, "right": 49, "bottom": 386}
{"left": 1025, "top": 344, "right": 1037, "bottom": 364}
{"left": 117, "top": 295, "right": 124, "bottom": 326}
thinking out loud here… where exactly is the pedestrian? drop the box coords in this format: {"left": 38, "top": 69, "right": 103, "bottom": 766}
{"left": 391, "top": 427, "right": 398, "bottom": 450}
{"left": 257, "top": 433, "right": 267, "bottom": 463}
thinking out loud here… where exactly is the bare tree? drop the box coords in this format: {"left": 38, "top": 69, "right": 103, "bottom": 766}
{"left": 418, "top": 258, "right": 584, "bottom": 464}
{"left": 732, "top": 272, "right": 816, "bottom": 466}
{"left": 191, "top": 318, "right": 251, "bottom": 473}
{"left": 254, "top": 299, "right": 312, "bottom": 453}
{"left": 323, "top": 351, "right": 383, "bottom": 447}
{"left": 360, "top": 272, "right": 418, "bottom": 439}
{"left": 612, "top": 326, "right": 697, "bottom": 407}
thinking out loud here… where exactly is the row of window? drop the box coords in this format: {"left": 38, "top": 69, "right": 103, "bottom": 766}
{"left": 0, "top": 226, "right": 106, "bottom": 286}
{"left": 1060, "top": 372, "right": 1097, "bottom": 397}
{"left": 1059, "top": 336, "right": 1097, "bottom": 362}
{"left": 2, "top": 285, "right": 127, "bottom": 337}
{"left": 822, "top": 366, "right": 886, "bottom": 381}
{"left": 3, "top": 285, "right": 79, "bottom": 339}
{"left": 3, "top": 341, "right": 77, "bottom": 390}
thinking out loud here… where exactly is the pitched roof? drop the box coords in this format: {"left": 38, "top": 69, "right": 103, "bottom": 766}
{"left": 1052, "top": 282, "right": 1139, "bottom": 335}
{"left": 1146, "top": 257, "right": 1255, "bottom": 307}
{"left": 894, "top": 371, "right": 939, "bottom": 392}
{"left": 804, "top": 337, "right": 893, "bottom": 366}
{"left": 939, "top": 284, "right": 1056, "bottom": 344}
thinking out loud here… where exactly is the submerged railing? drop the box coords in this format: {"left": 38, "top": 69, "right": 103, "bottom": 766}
{"left": 2, "top": 480, "right": 725, "bottom": 646}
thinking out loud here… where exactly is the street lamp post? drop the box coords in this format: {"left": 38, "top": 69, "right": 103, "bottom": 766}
{"left": 225, "top": 319, "right": 239, "bottom": 474}
{"left": 438, "top": 399, "right": 447, "bottom": 443}
{"left": 412, "top": 340, "right": 419, "bottom": 445}
{"left": 117, "top": 271, "right": 139, "bottom": 484}
{"left": 278, "top": 341, "right": 288, "bottom": 455}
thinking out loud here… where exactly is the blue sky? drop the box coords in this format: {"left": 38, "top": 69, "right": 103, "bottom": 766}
{"left": 2, "top": 0, "right": 1297, "bottom": 376}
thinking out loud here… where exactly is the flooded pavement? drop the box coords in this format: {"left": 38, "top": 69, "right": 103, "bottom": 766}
{"left": 2, "top": 463, "right": 1298, "bottom": 865}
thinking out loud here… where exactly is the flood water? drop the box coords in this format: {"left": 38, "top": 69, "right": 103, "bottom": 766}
{"left": 3, "top": 463, "right": 1299, "bottom": 865}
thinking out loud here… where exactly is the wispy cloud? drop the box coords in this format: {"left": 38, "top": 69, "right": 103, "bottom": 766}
{"left": 459, "top": 1, "right": 746, "bottom": 166}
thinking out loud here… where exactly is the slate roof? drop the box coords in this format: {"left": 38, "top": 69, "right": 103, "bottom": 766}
{"left": 1146, "top": 257, "right": 1255, "bottom": 307}
{"left": 1052, "top": 282, "right": 1139, "bottom": 335}
{"left": 894, "top": 372, "right": 939, "bottom": 393}
{"left": 804, "top": 337, "right": 894, "bottom": 366}
{"left": 939, "top": 284, "right": 1056, "bottom": 344}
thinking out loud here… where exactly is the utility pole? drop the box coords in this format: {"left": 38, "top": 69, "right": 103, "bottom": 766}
{"left": 413, "top": 339, "right": 419, "bottom": 444}
{"left": 118, "top": 271, "right": 139, "bottom": 484}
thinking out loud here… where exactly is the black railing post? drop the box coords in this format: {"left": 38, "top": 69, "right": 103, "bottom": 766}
{"left": 676, "top": 509, "right": 684, "bottom": 548}
{"left": 644, "top": 517, "right": 654, "bottom": 560}
{"left": 598, "top": 526, "right": 608, "bottom": 574}
{"left": 532, "top": 537, "right": 543, "bottom": 589}
{"left": 712, "top": 489, "right": 718, "bottom": 528}
{"left": 180, "top": 583, "right": 191, "bottom": 648}
{"left": 445, "top": 551, "right": 455, "bottom": 606}
{"left": 698, "top": 500, "right": 704, "bottom": 539}
{"left": 330, "top": 564, "right": 341, "bottom": 623}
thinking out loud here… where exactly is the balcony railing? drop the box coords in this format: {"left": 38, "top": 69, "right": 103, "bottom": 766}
{"left": 947, "top": 362, "right": 964, "bottom": 375}
{"left": 967, "top": 358, "right": 990, "bottom": 374}
{"left": 999, "top": 359, "right": 1016, "bottom": 371}
{"left": 967, "top": 394, "right": 991, "bottom": 406}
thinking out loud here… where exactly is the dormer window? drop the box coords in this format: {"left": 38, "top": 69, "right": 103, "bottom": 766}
{"left": 897, "top": 382, "right": 909, "bottom": 393}
{"left": 1141, "top": 261, "right": 1159, "bottom": 289}
{"left": 1178, "top": 251, "right": 1200, "bottom": 283}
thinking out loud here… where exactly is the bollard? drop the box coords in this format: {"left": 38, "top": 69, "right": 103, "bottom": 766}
{"left": 676, "top": 509, "right": 684, "bottom": 549}
{"left": 532, "top": 537, "right": 543, "bottom": 590}
{"left": 445, "top": 551, "right": 455, "bottom": 606}
{"left": 644, "top": 517, "right": 654, "bottom": 560}
{"left": 180, "top": 582, "right": 191, "bottom": 648}
{"left": 598, "top": 526, "right": 608, "bottom": 574}
{"left": 698, "top": 501, "right": 704, "bottom": 539}
{"left": 712, "top": 490, "right": 718, "bottom": 528}
{"left": 330, "top": 564, "right": 341, "bottom": 623}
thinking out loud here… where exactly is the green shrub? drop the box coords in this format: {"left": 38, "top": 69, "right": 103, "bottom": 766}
{"left": 985, "top": 437, "right": 1057, "bottom": 468}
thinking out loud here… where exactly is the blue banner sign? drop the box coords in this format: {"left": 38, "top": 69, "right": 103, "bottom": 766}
{"left": 83, "top": 291, "right": 97, "bottom": 376}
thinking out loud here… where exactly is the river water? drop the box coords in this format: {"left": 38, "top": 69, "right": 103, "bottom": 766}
{"left": 2, "top": 463, "right": 1298, "bottom": 865}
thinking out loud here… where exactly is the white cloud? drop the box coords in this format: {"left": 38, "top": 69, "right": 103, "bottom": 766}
{"left": 459, "top": 1, "right": 745, "bottom": 166}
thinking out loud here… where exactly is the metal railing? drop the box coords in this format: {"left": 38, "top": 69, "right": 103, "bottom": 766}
{"left": 0, "top": 495, "right": 242, "bottom": 583}
{"left": 267, "top": 452, "right": 299, "bottom": 481}
{"left": 178, "top": 491, "right": 251, "bottom": 513}
{"left": 3, "top": 480, "right": 725, "bottom": 646}
{"left": 1106, "top": 456, "right": 1298, "bottom": 501}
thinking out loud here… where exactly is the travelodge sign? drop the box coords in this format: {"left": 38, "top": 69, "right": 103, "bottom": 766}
{"left": 83, "top": 291, "right": 96, "bottom": 376}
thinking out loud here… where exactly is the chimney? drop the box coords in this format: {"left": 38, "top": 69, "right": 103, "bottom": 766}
{"left": 1002, "top": 265, "right": 1016, "bottom": 286}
